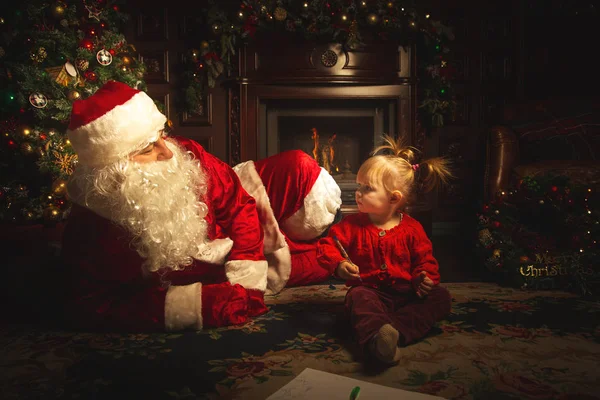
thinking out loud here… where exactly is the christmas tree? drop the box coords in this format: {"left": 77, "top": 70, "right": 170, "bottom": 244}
{"left": 476, "top": 175, "right": 599, "bottom": 295}
{"left": 0, "top": 0, "right": 148, "bottom": 224}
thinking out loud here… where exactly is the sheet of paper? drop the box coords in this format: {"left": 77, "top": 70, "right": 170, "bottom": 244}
{"left": 266, "top": 368, "right": 444, "bottom": 400}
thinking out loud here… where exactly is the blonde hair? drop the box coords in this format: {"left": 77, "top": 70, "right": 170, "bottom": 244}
{"left": 357, "top": 134, "right": 453, "bottom": 200}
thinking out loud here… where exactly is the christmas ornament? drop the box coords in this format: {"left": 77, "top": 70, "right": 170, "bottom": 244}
{"left": 200, "top": 41, "right": 209, "bottom": 50}
{"left": 367, "top": 14, "right": 379, "bottom": 25}
{"left": 29, "top": 93, "right": 48, "bottom": 109}
{"left": 96, "top": 49, "right": 113, "bottom": 66}
{"left": 274, "top": 7, "right": 287, "bottom": 21}
{"left": 51, "top": 179, "right": 67, "bottom": 196}
{"left": 20, "top": 142, "right": 34, "bottom": 154}
{"left": 121, "top": 55, "right": 132, "bottom": 65}
{"left": 67, "top": 89, "right": 81, "bottom": 101}
{"left": 84, "top": 70, "right": 97, "bottom": 81}
{"left": 30, "top": 47, "right": 48, "bottom": 63}
{"left": 65, "top": 61, "right": 77, "bottom": 77}
{"left": 85, "top": 4, "right": 102, "bottom": 21}
{"left": 493, "top": 249, "right": 502, "bottom": 258}
{"left": 76, "top": 59, "right": 89, "bottom": 71}
{"left": 51, "top": 2, "right": 67, "bottom": 18}
{"left": 43, "top": 205, "right": 61, "bottom": 222}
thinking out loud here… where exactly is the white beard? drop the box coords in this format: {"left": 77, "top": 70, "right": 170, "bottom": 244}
{"left": 74, "top": 140, "right": 210, "bottom": 273}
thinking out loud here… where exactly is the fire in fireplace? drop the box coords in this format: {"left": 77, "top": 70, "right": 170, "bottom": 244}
{"left": 260, "top": 99, "right": 397, "bottom": 205}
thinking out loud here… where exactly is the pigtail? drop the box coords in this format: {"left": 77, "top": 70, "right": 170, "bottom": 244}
{"left": 371, "top": 134, "right": 453, "bottom": 194}
{"left": 419, "top": 156, "right": 454, "bottom": 192}
{"left": 372, "top": 134, "right": 418, "bottom": 164}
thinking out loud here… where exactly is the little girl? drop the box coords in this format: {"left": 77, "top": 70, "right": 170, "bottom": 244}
{"left": 317, "top": 135, "right": 453, "bottom": 364}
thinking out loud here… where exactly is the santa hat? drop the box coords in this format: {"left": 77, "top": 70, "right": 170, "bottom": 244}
{"left": 67, "top": 80, "right": 166, "bottom": 167}
{"left": 233, "top": 150, "right": 342, "bottom": 294}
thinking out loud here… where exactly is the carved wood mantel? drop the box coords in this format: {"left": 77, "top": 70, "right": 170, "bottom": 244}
{"left": 224, "top": 35, "right": 418, "bottom": 165}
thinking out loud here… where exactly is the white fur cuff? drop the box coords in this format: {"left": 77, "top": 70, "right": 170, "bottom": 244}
{"left": 194, "top": 238, "right": 234, "bottom": 265}
{"left": 225, "top": 259, "right": 268, "bottom": 292}
{"left": 265, "top": 245, "right": 292, "bottom": 296}
{"left": 164, "top": 282, "right": 203, "bottom": 331}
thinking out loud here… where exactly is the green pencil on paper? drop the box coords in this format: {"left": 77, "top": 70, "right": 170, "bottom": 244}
{"left": 333, "top": 236, "right": 362, "bottom": 282}
{"left": 349, "top": 386, "right": 361, "bottom": 400}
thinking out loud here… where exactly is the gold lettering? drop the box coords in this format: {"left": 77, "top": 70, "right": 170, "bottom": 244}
{"left": 550, "top": 266, "right": 558, "bottom": 276}
{"left": 520, "top": 265, "right": 533, "bottom": 276}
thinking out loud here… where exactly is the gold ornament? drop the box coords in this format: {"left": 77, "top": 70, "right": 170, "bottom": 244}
{"left": 51, "top": 179, "right": 67, "bottom": 196}
{"left": 52, "top": 2, "right": 67, "bottom": 18}
{"left": 519, "top": 255, "right": 530, "bottom": 263}
{"left": 67, "top": 90, "right": 81, "bottom": 101}
{"left": 76, "top": 59, "right": 89, "bottom": 71}
{"left": 20, "top": 142, "right": 34, "bottom": 154}
{"left": 30, "top": 47, "right": 47, "bottom": 63}
{"left": 493, "top": 249, "right": 502, "bottom": 258}
{"left": 367, "top": 13, "right": 379, "bottom": 25}
{"left": 52, "top": 150, "right": 77, "bottom": 175}
{"left": 274, "top": 7, "right": 287, "bottom": 21}
{"left": 387, "top": 1, "right": 394, "bottom": 8}
{"left": 121, "top": 55, "right": 132, "bottom": 65}
{"left": 200, "top": 41, "right": 209, "bottom": 50}
{"left": 43, "top": 205, "right": 61, "bottom": 222}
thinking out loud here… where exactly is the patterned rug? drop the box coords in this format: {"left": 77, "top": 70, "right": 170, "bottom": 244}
{"left": 2, "top": 282, "right": 600, "bottom": 399}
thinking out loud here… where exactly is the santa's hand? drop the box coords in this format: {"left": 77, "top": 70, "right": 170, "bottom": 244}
{"left": 336, "top": 260, "right": 361, "bottom": 280}
{"left": 413, "top": 271, "right": 434, "bottom": 298}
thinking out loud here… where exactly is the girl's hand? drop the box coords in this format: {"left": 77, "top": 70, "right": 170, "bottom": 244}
{"left": 336, "top": 260, "right": 361, "bottom": 280}
{"left": 413, "top": 271, "right": 434, "bottom": 298}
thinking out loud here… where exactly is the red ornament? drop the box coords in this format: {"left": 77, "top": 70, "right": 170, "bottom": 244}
{"left": 85, "top": 70, "right": 98, "bottom": 81}
{"left": 493, "top": 221, "right": 501, "bottom": 228}
{"left": 551, "top": 186, "right": 558, "bottom": 192}
{"left": 109, "top": 49, "right": 116, "bottom": 55}
{"left": 39, "top": 133, "right": 47, "bottom": 140}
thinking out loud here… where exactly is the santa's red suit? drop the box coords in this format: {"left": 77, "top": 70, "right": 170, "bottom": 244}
{"left": 61, "top": 82, "right": 341, "bottom": 332}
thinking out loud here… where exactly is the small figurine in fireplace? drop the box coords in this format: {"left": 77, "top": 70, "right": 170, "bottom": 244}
{"left": 316, "top": 134, "right": 453, "bottom": 366}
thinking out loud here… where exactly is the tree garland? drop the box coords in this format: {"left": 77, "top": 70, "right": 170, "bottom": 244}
{"left": 476, "top": 175, "right": 599, "bottom": 296}
{"left": 181, "top": 0, "right": 456, "bottom": 129}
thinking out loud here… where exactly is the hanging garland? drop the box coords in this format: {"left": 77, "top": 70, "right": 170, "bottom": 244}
{"left": 181, "top": 0, "right": 456, "bottom": 129}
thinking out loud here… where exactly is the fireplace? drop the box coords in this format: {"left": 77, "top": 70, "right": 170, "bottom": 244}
{"left": 225, "top": 38, "right": 420, "bottom": 214}
{"left": 259, "top": 98, "right": 398, "bottom": 205}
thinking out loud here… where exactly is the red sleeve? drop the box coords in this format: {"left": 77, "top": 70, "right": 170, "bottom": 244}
{"left": 62, "top": 205, "right": 167, "bottom": 332}
{"left": 176, "top": 137, "right": 265, "bottom": 263}
{"left": 316, "top": 217, "right": 353, "bottom": 275}
{"left": 408, "top": 220, "right": 441, "bottom": 285}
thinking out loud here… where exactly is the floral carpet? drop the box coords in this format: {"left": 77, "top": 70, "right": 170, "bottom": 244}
{"left": 2, "top": 282, "right": 600, "bottom": 400}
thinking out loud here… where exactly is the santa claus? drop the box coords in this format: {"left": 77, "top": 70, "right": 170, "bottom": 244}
{"left": 62, "top": 81, "right": 341, "bottom": 332}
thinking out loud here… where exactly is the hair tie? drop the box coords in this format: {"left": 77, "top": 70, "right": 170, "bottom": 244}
{"left": 412, "top": 163, "right": 420, "bottom": 171}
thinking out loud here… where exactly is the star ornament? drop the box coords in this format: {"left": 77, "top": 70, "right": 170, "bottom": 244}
{"left": 85, "top": 5, "right": 102, "bottom": 21}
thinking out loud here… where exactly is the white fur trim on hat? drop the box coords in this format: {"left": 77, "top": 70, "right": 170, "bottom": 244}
{"left": 67, "top": 91, "right": 166, "bottom": 167}
{"left": 225, "top": 259, "right": 268, "bottom": 292}
{"left": 233, "top": 161, "right": 287, "bottom": 255}
{"left": 264, "top": 245, "right": 292, "bottom": 295}
{"left": 280, "top": 168, "right": 342, "bottom": 241}
{"left": 164, "top": 282, "right": 203, "bottom": 331}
